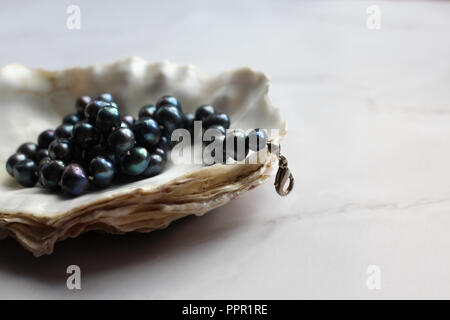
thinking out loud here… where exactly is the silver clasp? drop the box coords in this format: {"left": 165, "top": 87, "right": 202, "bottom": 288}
{"left": 268, "top": 141, "right": 294, "bottom": 196}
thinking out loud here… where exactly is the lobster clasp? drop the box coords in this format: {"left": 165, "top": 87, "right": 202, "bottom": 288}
{"left": 274, "top": 155, "right": 294, "bottom": 196}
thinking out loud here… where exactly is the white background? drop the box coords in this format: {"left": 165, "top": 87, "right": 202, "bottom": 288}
{"left": 1, "top": 0, "right": 450, "bottom": 299}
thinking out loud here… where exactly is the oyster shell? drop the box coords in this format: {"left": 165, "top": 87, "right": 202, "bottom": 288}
{"left": 0, "top": 57, "right": 286, "bottom": 257}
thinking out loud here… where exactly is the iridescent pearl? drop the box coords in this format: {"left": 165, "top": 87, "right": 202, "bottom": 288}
{"left": 96, "top": 106, "right": 121, "bottom": 133}
{"left": 142, "top": 154, "right": 165, "bottom": 178}
{"left": 108, "top": 127, "right": 136, "bottom": 155}
{"left": 89, "top": 156, "right": 115, "bottom": 188}
{"left": 48, "top": 139, "right": 71, "bottom": 162}
{"left": 60, "top": 164, "right": 90, "bottom": 196}
{"left": 120, "top": 147, "right": 150, "bottom": 176}
{"left": 13, "top": 159, "right": 38, "bottom": 187}
{"left": 138, "top": 105, "right": 157, "bottom": 119}
{"left": 134, "top": 118, "right": 161, "bottom": 148}
{"left": 63, "top": 114, "right": 81, "bottom": 125}
{"left": 55, "top": 124, "right": 74, "bottom": 140}
{"left": 39, "top": 160, "right": 65, "bottom": 189}
{"left": 6, "top": 153, "right": 27, "bottom": 177}
{"left": 17, "top": 142, "right": 38, "bottom": 161}
{"left": 195, "top": 105, "right": 215, "bottom": 122}
{"left": 37, "top": 129, "right": 55, "bottom": 149}
{"left": 156, "top": 95, "right": 182, "bottom": 112}
{"left": 154, "top": 105, "right": 183, "bottom": 137}
{"left": 85, "top": 100, "right": 106, "bottom": 122}
{"left": 95, "top": 93, "right": 114, "bottom": 103}
{"left": 72, "top": 121, "right": 99, "bottom": 148}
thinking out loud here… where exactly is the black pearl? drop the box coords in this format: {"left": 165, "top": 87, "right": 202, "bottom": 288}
{"left": 38, "top": 129, "right": 55, "bottom": 149}
{"left": 55, "top": 124, "right": 74, "bottom": 139}
{"left": 120, "top": 121, "right": 129, "bottom": 128}
{"left": 72, "top": 121, "right": 99, "bottom": 148}
{"left": 36, "top": 148, "right": 50, "bottom": 164}
{"left": 195, "top": 105, "right": 215, "bottom": 122}
{"left": 60, "top": 164, "right": 90, "bottom": 196}
{"left": 138, "top": 105, "right": 157, "bottom": 119}
{"left": 156, "top": 95, "right": 182, "bottom": 111}
{"left": 75, "top": 96, "right": 92, "bottom": 118}
{"left": 96, "top": 106, "right": 121, "bottom": 133}
{"left": 204, "top": 113, "right": 230, "bottom": 130}
{"left": 13, "top": 159, "right": 38, "bottom": 188}
{"left": 39, "top": 160, "right": 65, "bottom": 189}
{"left": 153, "top": 147, "right": 167, "bottom": 163}
{"left": 120, "top": 147, "right": 150, "bottom": 176}
{"left": 157, "top": 135, "right": 169, "bottom": 151}
{"left": 6, "top": 153, "right": 27, "bottom": 177}
{"left": 122, "top": 115, "right": 135, "bottom": 128}
{"left": 142, "top": 154, "right": 165, "bottom": 178}
{"left": 84, "top": 100, "right": 106, "bottom": 122}
{"left": 225, "top": 130, "right": 249, "bottom": 161}
{"left": 95, "top": 93, "right": 114, "bottom": 103}
{"left": 48, "top": 139, "right": 71, "bottom": 162}
{"left": 108, "top": 127, "right": 135, "bottom": 155}
{"left": 17, "top": 142, "right": 39, "bottom": 161}
{"left": 134, "top": 118, "right": 161, "bottom": 148}
{"left": 89, "top": 156, "right": 115, "bottom": 188}
{"left": 154, "top": 105, "right": 183, "bottom": 137}
{"left": 63, "top": 114, "right": 81, "bottom": 125}
{"left": 248, "top": 128, "right": 268, "bottom": 151}
{"left": 182, "top": 112, "right": 195, "bottom": 137}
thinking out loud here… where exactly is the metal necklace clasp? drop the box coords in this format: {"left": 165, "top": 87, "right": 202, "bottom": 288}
{"left": 268, "top": 141, "right": 294, "bottom": 196}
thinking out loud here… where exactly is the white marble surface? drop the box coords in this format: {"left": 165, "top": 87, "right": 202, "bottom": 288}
{"left": 1, "top": 0, "right": 450, "bottom": 299}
